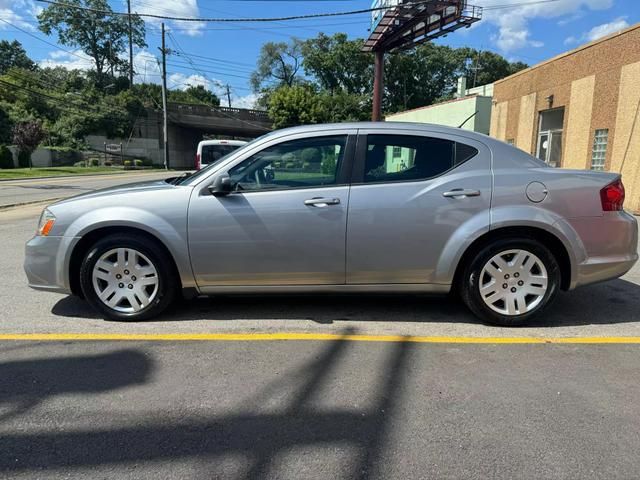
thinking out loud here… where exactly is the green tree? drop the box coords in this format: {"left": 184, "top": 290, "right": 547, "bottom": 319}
{"left": 0, "top": 104, "right": 13, "bottom": 144}
{"left": 384, "top": 44, "right": 466, "bottom": 113}
{"left": 0, "top": 144, "right": 13, "bottom": 169}
{"left": 458, "top": 49, "right": 527, "bottom": 88}
{"left": 251, "top": 40, "right": 303, "bottom": 93}
{"left": 38, "top": 0, "right": 146, "bottom": 87}
{"left": 169, "top": 85, "right": 220, "bottom": 106}
{"left": 301, "top": 33, "right": 372, "bottom": 95}
{"left": 13, "top": 120, "right": 46, "bottom": 168}
{"left": 0, "top": 40, "right": 36, "bottom": 75}
{"left": 267, "top": 85, "right": 326, "bottom": 129}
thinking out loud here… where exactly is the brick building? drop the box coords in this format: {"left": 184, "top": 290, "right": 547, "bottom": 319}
{"left": 490, "top": 23, "right": 640, "bottom": 213}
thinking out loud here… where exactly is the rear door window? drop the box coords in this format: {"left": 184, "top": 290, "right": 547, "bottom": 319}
{"left": 361, "top": 135, "right": 478, "bottom": 183}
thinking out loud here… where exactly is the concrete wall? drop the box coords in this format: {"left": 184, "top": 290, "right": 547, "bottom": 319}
{"left": 386, "top": 95, "right": 492, "bottom": 135}
{"left": 491, "top": 22, "right": 640, "bottom": 213}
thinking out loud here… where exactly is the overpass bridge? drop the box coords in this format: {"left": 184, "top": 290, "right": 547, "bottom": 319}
{"left": 85, "top": 103, "right": 273, "bottom": 169}
{"left": 163, "top": 103, "right": 272, "bottom": 168}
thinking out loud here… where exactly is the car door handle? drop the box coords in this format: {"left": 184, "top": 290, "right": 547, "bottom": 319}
{"left": 304, "top": 197, "right": 341, "bottom": 207}
{"left": 442, "top": 189, "right": 481, "bottom": 198}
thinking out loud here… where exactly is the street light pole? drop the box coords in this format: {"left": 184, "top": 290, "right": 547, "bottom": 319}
{"left": 159, "top": 23, "right": 169, "bottom": 170}
{"left": 127, "top": 0, "right": 133, "bottom": 86}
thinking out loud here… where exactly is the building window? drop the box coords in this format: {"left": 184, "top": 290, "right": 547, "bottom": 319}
{"left": 536, "top": 108, "right": 564, "bottom": 168}
{"left": 591, "top": 129, "right": 609, "bottom": 171}
{"left": 392, "top": 146, "right": 402, "bottom": 158}
{"left": 506, "top": 139, "right": 515, "bottom": 145}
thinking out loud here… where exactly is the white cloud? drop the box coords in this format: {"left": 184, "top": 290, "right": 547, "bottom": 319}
{"left": 585, "top": 17, "right": 629, "bottom": 41}
{"left": 0, "top": 0, "right": 40, "bottom": 31}
{"left": 39, "top": 49, "right": 94, "bottom": 70}
{"left": 232, "top": 93, "right": 257, "bottom": 109}
{"left": 130, "top": 0, "right": 205, "bottom": 37}
{"left": 475, "top": 0, "right": 614, "bottom": 52}
{"left": 133, "top": 49, "right": 161, "bottom": 83}
{"left": 168, "top": 72, "right": 214, "bottom": 90}
{"left": 564, "top": 16, "right": 629, "bottom": 46}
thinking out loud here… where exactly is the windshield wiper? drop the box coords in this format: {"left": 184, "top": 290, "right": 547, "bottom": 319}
{"left": 171, "top": 172, "right": 192, "bottom": 185}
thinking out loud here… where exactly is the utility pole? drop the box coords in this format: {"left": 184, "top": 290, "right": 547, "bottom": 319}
{"left": 225, "top": 84, "right": 231, "bottom": 108}
{"left": 127, "top": 0, "right": 133, "bottom": 86}
{"left": 159, "top": 23, "right": 169, "bottom": 170}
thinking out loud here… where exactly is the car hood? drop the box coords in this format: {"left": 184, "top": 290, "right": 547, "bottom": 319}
{"left": 50, "top": 179, "right": 183, "bottom": 206}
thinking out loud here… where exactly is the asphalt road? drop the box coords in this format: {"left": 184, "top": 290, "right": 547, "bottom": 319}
{"left": 0, "top": 170, "right": 175, "bottom": 208}
{"left": 1, "top": 176, "right": 640, "bottom": 479}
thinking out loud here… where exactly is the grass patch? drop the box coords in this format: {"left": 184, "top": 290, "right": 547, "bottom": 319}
{"left": 0, "top": 167, "right": 131, "bottom": 180}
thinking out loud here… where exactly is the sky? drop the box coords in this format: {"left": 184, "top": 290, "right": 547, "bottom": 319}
{"left": 1, "top": 0, "right": 639, "bottom": 108}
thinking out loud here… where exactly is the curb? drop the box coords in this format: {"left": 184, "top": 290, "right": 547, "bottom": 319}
{"left": 0, "top": 170, "right": 170, "bottom": 183}
{"left": 0, "top": 198, "right": 63, "bottom": 211}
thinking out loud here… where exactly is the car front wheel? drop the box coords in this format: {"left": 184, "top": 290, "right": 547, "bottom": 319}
{"left": 460, "top": 238, "right": 560, "bottom": 326}
{"left": 79, "top": 233, "right": 177, "bottom": 321}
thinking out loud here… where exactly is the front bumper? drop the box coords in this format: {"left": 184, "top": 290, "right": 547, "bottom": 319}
{"left": 24, "top": 235, "right": 76, "bottom": 295}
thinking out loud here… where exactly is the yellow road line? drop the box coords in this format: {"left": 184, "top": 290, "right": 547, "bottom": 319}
{"left": 0, "top": 333, "right": 640, "bottom": 344}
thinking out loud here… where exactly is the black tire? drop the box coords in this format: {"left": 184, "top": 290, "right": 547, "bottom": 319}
{"left": 79, "top": 233, "right": 177, "bottom": 321}
{"left": 460, "top": 237, "right": 560, "bottom": 326}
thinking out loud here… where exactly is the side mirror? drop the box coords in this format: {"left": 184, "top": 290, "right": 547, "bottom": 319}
{"left": 208, "top": 173, "right": 233, "bottom": 196}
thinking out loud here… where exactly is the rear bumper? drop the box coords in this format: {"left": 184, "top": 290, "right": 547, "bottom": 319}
{"left": 575, "top": 254, "right": 638, "bottom": 288}
{"left": 569, "top": 211, "right": 638, "bottom": 289}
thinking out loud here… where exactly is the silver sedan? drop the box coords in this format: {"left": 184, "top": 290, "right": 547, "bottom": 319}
{"left": 24, "top": 122, "right": 638, "bottom": 326}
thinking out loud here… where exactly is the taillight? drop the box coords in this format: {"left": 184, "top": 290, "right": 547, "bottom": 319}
{"left": 600, "top": 179, "right": 625, "bottom": 211}
{"left": 195, "top": 153, "right": 201, "bottom": 170}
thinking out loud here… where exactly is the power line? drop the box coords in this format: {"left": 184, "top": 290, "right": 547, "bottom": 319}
{"left": 0, "top": 18, "right": 89, "bottom": 62}
{"left": 35, "top": 0, "right": 455, "bottom": 23}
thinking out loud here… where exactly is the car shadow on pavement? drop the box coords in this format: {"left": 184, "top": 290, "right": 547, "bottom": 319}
{"left": 51, "top": 278, "right": 640, "bottom": 327}
{"left": 0, "top": 329, "right": 413, "bottom": 479}
{"left": 0, "top": 349, "right": 152, "bottom": 422}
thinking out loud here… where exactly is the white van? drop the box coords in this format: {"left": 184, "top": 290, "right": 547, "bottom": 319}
{"left": 195, "top": 139, "right": 247, "bottom": 170}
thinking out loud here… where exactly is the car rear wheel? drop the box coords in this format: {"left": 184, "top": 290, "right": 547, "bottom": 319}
{"left": 79, "top": 233, "right": 177, "bottom": 321}
{"left": 460, "top": 238, "right": 560, "bottom": 326}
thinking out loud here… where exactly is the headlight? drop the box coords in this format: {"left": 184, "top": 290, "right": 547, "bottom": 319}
{"left": 37, "top": 209, "right": 56, "bottom": 236}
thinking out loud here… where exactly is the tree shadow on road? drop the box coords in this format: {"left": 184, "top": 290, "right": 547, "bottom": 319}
{"left": 0, "top": 349, "right": 152, "bottom": 422}
{"left": 51, "top": 278, "right": 640, "bottom": 327}
{"left": 0, "top": 329, "right": 413, "bottom": 479}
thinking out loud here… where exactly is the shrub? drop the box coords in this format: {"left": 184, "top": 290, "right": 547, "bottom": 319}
{"left": 301, "top": 147, "right": 322, "bottom": 164}
{"left": 321, "top": 156, "right": 336, "bottom": 175}
{"left": 73, "top": 160, "right": 86, "bottom": 167}
{"left": 0, "top": 145, "right": 13, "bottom": 169}
{"left": 90, "top": 158, "right": 100, "bottom": 167}
{"left": 123, "top": 160, "right": 132, "bottom": 167}
{"left": 104, "top": 160, "right": 113, "bottom": 166}
{"left": 134, "top": 159, "right": 143, "bottom": 167}
{"left": 141, "top": 158, "right": 153, "bottom": 167}
{"left": 18, "top": 150, "right": 30, "bottom": 168}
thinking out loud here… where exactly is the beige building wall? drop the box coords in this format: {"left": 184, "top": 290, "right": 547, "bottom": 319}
{"left": 491, "top": 23, "right": 640, "bottom": 213}
{"left": 563, "top": 75, "right": 596, "bottom": 170}
{"left": 490, "top": 101, "right": 508, "bottom": 140}
{"left": 516, "top": 93, "right": 537, "bottom": 153}
{"left": 611, "top": 61, "right": 640, "bottom": 213}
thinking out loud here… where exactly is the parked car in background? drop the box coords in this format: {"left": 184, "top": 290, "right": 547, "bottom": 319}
{"left": 25, "top": 122, "right": 638, "bottom": 326}
{"left": 195, "top": 139, "right": 247, "bottom": 170}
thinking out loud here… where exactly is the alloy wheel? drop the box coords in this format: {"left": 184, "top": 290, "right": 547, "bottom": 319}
{"left": 478, "top": 249, "right": 548, "bottom": 316}
{"left": 91, "top": 247, "right": 159, "bottom": 313}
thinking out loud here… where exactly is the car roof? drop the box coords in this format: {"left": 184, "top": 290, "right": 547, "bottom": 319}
{"left": 263, "top": 121, "right": 498, "bottom": 144}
